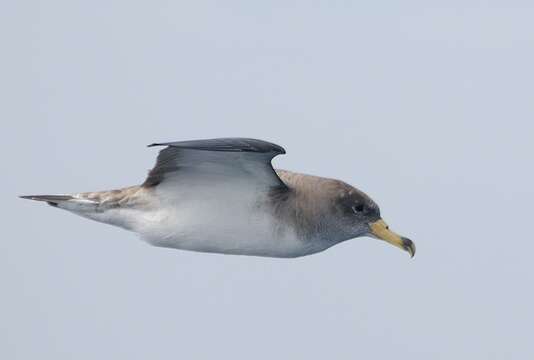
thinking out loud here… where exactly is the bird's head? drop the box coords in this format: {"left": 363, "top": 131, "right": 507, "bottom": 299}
{"left": 333, "top": 184, "right": 415, "bottom": 257}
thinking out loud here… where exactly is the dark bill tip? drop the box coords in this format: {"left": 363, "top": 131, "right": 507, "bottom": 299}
{"left": 401, "top": 237, "right": 416, "bottom": 258}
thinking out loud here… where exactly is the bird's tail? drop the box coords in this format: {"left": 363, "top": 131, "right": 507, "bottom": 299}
{"left": 20, "top": 194, "right": 73, "bottom": 206}
{"left": 19, "top": 194, "right": 99, "bottom": 210}
{"left": 20, "top": 187, "right": 143, "bottom": 231}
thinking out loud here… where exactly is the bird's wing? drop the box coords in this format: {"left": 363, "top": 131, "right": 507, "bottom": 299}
{"left": 143, "top": 138, "right": 287, "bottom": 189}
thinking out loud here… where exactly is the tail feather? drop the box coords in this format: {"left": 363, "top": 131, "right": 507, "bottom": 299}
{"left": 19, "top": 194, "right": 99, "bottom": 209}
{"left": 20, "top": 189, "right": 140, "bottom": 230}
{"left": 19, "top": 194, "right": 75, "bottom": 207}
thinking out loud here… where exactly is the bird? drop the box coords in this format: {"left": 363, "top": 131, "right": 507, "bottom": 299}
{"left": 20, "top": 138, "right": 415, "bottom": 258}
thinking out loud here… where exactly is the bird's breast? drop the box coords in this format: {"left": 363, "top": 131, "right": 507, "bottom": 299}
{"left": 136, "top": 185, "right": 318, "bottom": 257}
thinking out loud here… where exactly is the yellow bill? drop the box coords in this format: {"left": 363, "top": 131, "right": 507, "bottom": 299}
{"left": 369, "top": 219, "right": 415, "bottom": 258}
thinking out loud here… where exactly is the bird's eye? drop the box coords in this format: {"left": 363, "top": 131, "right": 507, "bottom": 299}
{"left": 352, "top": 204, "right": 364, "bottom": 213}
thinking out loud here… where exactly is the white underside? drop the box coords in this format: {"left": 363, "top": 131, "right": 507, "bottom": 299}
{"left": 106, "top": 179, "right": 322, "bottom": 258}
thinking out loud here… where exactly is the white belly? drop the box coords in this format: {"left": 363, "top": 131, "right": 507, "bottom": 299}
{"left": 134, "top": 184, "right": 311, "bottom": 258}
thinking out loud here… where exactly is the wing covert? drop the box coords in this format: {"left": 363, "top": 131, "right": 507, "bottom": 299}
{"left": 143, "top": 138, "right": 286, "bottom": 189}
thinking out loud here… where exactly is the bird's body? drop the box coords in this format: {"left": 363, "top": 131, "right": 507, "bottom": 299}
{"left": 21, "top": 138, "right": 415, "bottom": 258}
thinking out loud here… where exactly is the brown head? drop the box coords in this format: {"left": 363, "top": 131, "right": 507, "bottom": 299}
{"left": 330, "top": 180, "right": 415, "bottom": 257}
{"left": 273, "top": 170, "right": 415, "bottom": 257}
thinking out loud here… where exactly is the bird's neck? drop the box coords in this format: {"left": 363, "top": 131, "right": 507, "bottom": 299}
{"left": 271, "top": 170, "right": 346, "bottom": 244}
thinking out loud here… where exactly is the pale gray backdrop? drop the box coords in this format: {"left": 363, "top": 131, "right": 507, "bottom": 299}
{"left": 2, "top": 1, "right": 533, "bottom": 359}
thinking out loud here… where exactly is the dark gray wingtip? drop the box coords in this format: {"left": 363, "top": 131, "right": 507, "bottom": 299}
{"left": 147, "top": 143, "right": 162, "bottom": 148}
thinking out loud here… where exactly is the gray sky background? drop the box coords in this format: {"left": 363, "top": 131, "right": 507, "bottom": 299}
{"left": 2, "top": 1, "right": 534, "bottom": 359}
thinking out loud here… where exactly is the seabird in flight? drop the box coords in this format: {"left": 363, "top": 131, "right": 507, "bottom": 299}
{"left": 20, "top": 138, "right": 415, "bottom": 258}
